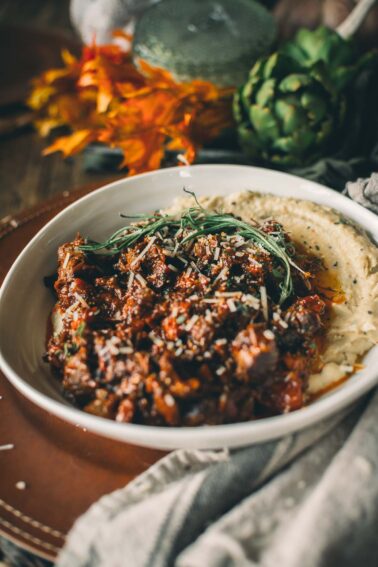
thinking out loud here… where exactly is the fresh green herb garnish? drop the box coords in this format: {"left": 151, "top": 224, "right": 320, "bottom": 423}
{"left": 75, "top": 321, "right": 86, "bottom": 337}
{"left": 63, "top": 342, "right": 78, "bottom": 358}
{"left": 79, "top": 191, "right": 305, "bottom": 303}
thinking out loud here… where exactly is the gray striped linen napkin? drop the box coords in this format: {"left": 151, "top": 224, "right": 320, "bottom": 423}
{"left": 57, "top": 174, "right": 378, "bottom": 567}
{"left": 57, "top": 391, "right": 378, "bottom": 567}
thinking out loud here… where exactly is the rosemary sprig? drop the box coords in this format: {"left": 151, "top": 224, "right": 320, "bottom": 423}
{"left": 79, "top": 201, "right": 304, "bottom": 303}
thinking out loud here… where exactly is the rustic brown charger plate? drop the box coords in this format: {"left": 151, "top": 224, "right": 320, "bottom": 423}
{"left": 0, "top": 183, "right": 166, "bottom": 561}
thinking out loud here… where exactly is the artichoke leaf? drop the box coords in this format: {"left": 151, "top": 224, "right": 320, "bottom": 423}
{"left": 315, "top": 118, "right": 334, "bottom": 145}
{"left": 263, "top": 52, "right": 301, "bottom": 81}
{"left": 331, "top": 66, "right": 357, "bottom": 91}
{"left": 284, "top": 27, "right": 355, "bottom": 69}
{"left": 292, "top": 127, "right": 317, "bottom": 151}
{"left": 241, "top": 77, "right": 262, "bottom": 110}
{"left": 256, "top": 79, "right": 276, "bottom": 107}
{"left": 232, "top": 90, "right": 245, "bottom": 124}
{"left": 249, "top": 105, "right": 279, "bottom": 141}
{"left": 295, "top": 28, "right": 337, "bottom": 65}
{"left": 238, "top": 124, "right": 265, "bottom": 156}
{"left": 272, "top": 135, "right": 297, "bottom": 154}
{"left": 280, "top": 42, "right": 308, "bottom": 68}
{"left": 249, "top": 58, "right": 265, "bottom": 79}
{"left": 279, "top": 73, "right": 312, "bottom": 93}
{"left": 263, "top": 53, "right": 279, "bottom": 80}
{"left": 332, "top": 51, "right": 378, "bottom": 91}
{"left": 270, "top": 149, "right": 302, "bottom": 166}
{"left": 300, "top": 92, "right": 328, "bottom": 124}
{"left": 274, "top": 98, "right": 307, "bottom": 135}
{"left": 272, "top": 128, "right": 315, "bottom": 157}
{"left": 308, "top": 64, "right": 336, "bottom": 96}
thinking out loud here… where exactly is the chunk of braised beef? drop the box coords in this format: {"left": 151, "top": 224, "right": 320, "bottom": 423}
{"left": 232, "top": 324, "right": 279, "bottom": 382}
{"left": 157, "top": 353, "right": 202, "bottom": 398}
{"left": 62, "top": 345, "right": 97, "bottom": 398}
{"left": 115, "top": 398, "right": 136, "bottom": 423}
{"left": 117, "top": 241, "right": 172, "bottom": 289}
{"left": 122, "top": 285, "right": 157, "bottom": 331}
{"left": 182, "top": 386, "right": 255, "bottom": 426}
{"left": 94, "top": 333, "right": 150, "bottom": 384}
{"left": 191, "top": 235, "right": 219, "bottom": 271}
{"left": 255, "top": 371, "right": 304, "bottom": 414}
{"left": 57, "top": 236, "right": 101, "bottom": 282}
{"left": 287, "top": 295, "right": 325, "bottom": 335}
{"left": 277, "top": 295, "right": 326, "bottom": 351}
{"left": 84, "top": 389, "right": 118, "bottom": 419}
{"left": 93, "top": 276, "right": 123, "bottom": 320}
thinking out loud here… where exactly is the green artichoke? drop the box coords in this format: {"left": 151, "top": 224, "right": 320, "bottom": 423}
{"left": 233, "top": 27, "right": 377, "bottom": 167}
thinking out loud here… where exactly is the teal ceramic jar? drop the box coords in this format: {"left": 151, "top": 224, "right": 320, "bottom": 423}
{"left": 133, "top": 0, "right": 276, "bottom": 87}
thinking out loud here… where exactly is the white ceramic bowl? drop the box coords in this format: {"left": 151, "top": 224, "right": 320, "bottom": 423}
{"left": 0, "top": 165, "right": 377, "bottom": 450}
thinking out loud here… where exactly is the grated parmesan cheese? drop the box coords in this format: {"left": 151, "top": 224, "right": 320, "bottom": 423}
{"left": 215, "top": 291, "right": 242, "bottom": 298}
{"left": 135, "top": 273, "right": 147, "bottom": 287}
{"left": 128, "top": 271, "right": 135, "bottom": 289}
{"left": 227, "top": 298, "right": 237, "bottom": 312}
{"left": 260, "top": 286, "right": 268, "bottom": 321}
{"left": 119, "top": 346, "right": 134, "bottom": 355}
{"left": 186, "top": 314, "right": 199, "bottom": 331}
{"left": 0, "top": 444, "right": 14, "bottom": 451}
{"left": 213, "top": 266, "right": 228, "bottom": 285}
{"left": 62, "top": 252, "right": 71, "bottom": 269}
{"left": 131, "top": 236, "right": 156, "bottom": 267}
{"left": 263, "top": 329, "right": 275, "bottom": 340}
{"left": 164, "top": 394, "right": 176, "bottom": 407}
{"left": 74, "top": 293, "right": 90, "bottom": 309}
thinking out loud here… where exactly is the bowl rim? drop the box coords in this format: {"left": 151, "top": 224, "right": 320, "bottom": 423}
{"left": 0, "top": 164, "right": 377, "bottom": 450}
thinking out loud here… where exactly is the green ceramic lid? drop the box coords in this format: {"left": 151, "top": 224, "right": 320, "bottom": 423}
{"left": 133, "top": 0, "right": 276, "bottom": 87}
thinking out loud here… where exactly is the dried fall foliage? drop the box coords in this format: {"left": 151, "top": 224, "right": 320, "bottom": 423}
{"left": 28, "top": 35, "right": 235, "bottom": 175}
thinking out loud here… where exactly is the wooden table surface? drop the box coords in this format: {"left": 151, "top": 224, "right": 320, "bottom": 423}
{"left": 0, "top": 0, "right": 124, "bottom": 220}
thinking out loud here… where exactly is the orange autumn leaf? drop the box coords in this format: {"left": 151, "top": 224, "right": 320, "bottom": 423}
{"left": 28, "top": 34, "right": 235, "bottom": 175}
{"left": 61, "top": 48, "right": 78, "bottom": 67}
{"left": 43, "top": 129, "right": 95, "bottom": 157}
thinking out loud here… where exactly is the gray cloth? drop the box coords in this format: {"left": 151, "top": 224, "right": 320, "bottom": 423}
{"left": 346, "top": 172, "right": 378, "bottom": 214}
{"left": 57, "top": 390, "right": 378, "bottom": 567}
